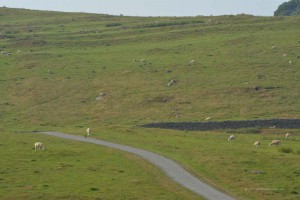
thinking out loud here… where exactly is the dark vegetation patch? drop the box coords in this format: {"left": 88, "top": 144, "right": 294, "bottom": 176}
{"left": 141, "top": 119, "right": 300, "bottom": 131}
{"left": 135, "top": 19, "right": 205, "bottom": 29}
{"left": 278, "top": 147, "right": 294, "bottom": 154}
{"left": 105, "top": 22, "right": 122, "bottom": 27}
{"left": 226, "top": 128, "right": 261, "bottom": 134}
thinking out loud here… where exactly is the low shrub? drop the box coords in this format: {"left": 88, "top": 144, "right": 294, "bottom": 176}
{"left": 105, "top": 23, "right": 122, "bottom": 27}
{"left": 278, "top": 147, "right": 294, "bottom": 154}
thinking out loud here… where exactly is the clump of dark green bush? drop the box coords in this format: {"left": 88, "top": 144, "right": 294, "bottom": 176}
{"left": 278, "top": 147, "right": 294, "bottom": 154}
{"left": 105, "top": 23, "right": 122, "bottom": 27}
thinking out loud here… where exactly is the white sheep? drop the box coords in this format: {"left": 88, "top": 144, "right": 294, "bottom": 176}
{"left": 189, "top": 60, "right": 195, "bottom": 65}
{"left": 282, "top": 54, "right": 287, "bottom": 57}
{"left": 86, "top": 127, "right": 91, "bottom": 137}
{"left": 34, "top": 142, "right": 44, "bottom": 151}
{"left": 289, "top": 60, "right": 292, "bottom": 65}
{"left": 269, "top": 140, "right": 281, "bottom": 146}
{"left": 204, "top": 117, "right": 211, "bottom": 121}
{"left": 254, "top": 141, "right": 260, "bottom": 147}
{"left": 285, "top": 133, "right": 290, "bottom": 139}
{"left": 228, "top": 135, "right": 235, "bottom": 141}
{"left": 1, "top": 51, "right": 11, "bottom": 55}
{"left": 167, "top": 79, "right": 176, "bottom": 86}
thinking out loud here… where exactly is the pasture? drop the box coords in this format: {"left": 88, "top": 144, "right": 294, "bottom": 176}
{"left": 0, "top": 7, "right": 299, "bottom": 199}
{"left": 0, "top": 132, "right": 201, "bottom": 200}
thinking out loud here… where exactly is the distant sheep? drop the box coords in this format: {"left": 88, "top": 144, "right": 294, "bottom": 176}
{"left": 34, "top": 142, "right": 44, "bottom": 151}
{"left": 96, "top": 92, "right": 106, "bottom": 101}
{"left": 189, "top": 60, "right": 195, "bottom": 65}
{"left": 167, "top": 79, "right": 176, "bottom": 86}
{"left": 86, "top": 127, "right": 91, "bottom": 138}
{"left": 289, "top": 60, "right": 292, "bottom": 65}
{"left": 254, "top": 141, "right": 260, "bottom": 147}
{"left": 228, "top": 135, "right": 235, "bottom": 141}
{"left": 204, "top": 117, "right": 211, "bottom": 121}
{"left": 285, "top": 133, "right": 290, "bottom": 139}
{"left": 282, "top": 54, "right": 287, "bottom": 57}
{"left": 99, "top": 92, "right": 106, "bottom": 97}
{"left": 1, "top": 51, "right": 11, "bottom": 55}
{"left": 269, "top": 140, "right": 281, "bottom": 146}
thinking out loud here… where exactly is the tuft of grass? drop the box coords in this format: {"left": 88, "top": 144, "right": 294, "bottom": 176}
{"left": 278, "top": 147, "right": 294, "bottom": 154}
{"left": 226, "top": 128, "right": 261, "bottom": 134}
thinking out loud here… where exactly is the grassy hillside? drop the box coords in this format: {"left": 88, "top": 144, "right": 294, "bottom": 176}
{"left": 0, "top": 7, "right": 299, "bottom": 200}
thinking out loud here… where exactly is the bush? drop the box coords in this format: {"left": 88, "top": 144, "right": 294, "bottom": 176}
{"left": 278, "top": 147, "right": 294, "bottom": 154}
{"left": 105, "top": 23, "right": 122, "bottom": 27}
{"left": 136, "top": 20, "right": 204, "bottom": 29}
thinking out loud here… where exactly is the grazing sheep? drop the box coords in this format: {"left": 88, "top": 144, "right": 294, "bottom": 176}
{"left": 34, "top": 142, "right": 44, "bottom": 151}
{"left": 282, "top": 54, "right": 287, "bottom": 57}
{"left": 167, "top": 79, "right": 176, "bottom": 86}
{"left": 204, "top": 117, "right": 211, "bottom": 121}
{"left": 271, "top": 45, "right": 276, "bottom": 49}
{"left": 96, "top": 92, "right": 106, "bottom": 101}
{"left": 86, "top": 127, "right": 91, "bottom": 137}
{"left": 269, "top": 140, "right": 281, "bottom": 146}
{"left": 99, "top": 92, "right": 106, "bottom": 97}
{"left": 228, "top": 135, "right": 235, "bottom": 141}
{"left": 289, "top": 60, "right": 292, "bottom": 65}
{"left": 1, "top": 51, "right": 11, "bottom": 55}
{"left": 254, "top": 141, "right": 260, "bottom": 147}
{"left": 285, "top": 132, "right": 290, "bottom": 139}
{"left": 189, "top": 60, "right": 195, "bottom": 65}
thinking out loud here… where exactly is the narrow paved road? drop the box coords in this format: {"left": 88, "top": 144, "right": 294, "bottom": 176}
{"left": 39, "top": 132, "right": 236, "bottom": 200}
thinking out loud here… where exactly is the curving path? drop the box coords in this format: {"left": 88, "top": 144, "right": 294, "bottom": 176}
{"left": 39, "top": 131, "right": 235, "bottom": 200}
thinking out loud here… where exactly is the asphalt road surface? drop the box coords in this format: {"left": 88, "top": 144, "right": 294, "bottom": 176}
{"left": 39, "top": 131, "right": 236, "bottom": 200}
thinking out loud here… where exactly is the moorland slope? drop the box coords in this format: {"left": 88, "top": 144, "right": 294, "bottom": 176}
{"left": 0, "top": 7, "right": 299, "bottom": 200}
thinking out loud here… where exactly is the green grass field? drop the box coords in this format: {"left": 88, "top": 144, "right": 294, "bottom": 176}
{"left": 0, "top": 7, "right": 299, "bottom": 199}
